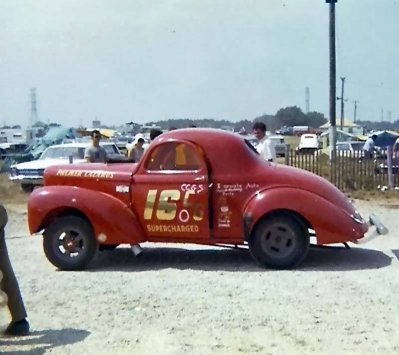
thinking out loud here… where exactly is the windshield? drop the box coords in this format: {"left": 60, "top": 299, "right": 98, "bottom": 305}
{"left": 40, "top": 147, "right": 85, "bottom": 160}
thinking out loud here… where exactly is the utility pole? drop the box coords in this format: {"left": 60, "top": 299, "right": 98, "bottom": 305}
{"left": 305, "top": 87, "right": 310, "bottom": 113}
{"left": 336, "top": 77, "right": 346, "bottom": 130}
{"left": 381, "top": 107, "right": 384, "bottom": 122}
{"left": 352, "top": 100, "right": 359, "bottom": 123}
{"left": 30, "top": 88, "right": 39, "bottom": 127}
{"left": 326, "top": 0, "right": 338, "bottom": 161}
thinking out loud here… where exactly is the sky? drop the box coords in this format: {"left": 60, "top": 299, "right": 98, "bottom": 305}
{"left": 0, "top": 0, "right": 398, "bottom": 128}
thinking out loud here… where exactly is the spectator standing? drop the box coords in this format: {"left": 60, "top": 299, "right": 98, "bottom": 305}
{"left": 363, "top": 134, "right": 378, "bottom": 159}
{"left": 128, "top": 137, "right": 145, "bottom": 162}
{"left": 0, "top": 204, "right": 30, "bottom": 336}
{"left": 84, "top": 130, "right": 107, "bottom": 163}
{"left": 252, "top": 122, "right": 276, "bottom": 162}
{"left": 149, "top": 128, "right": 163, "bottom": 142}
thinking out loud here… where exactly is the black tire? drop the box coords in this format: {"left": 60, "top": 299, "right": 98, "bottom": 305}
{"left": 21, "top": 184, "right": 34, "bottom": 193}
{"left": 249, "top": 215, "right": 309, "bottom": 269}
{"left": 43, "top": 216, "right": 97, "bottom": 270}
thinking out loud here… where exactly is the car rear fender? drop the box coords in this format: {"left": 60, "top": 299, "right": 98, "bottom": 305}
{"left": 243, "top": 187, "right": 366, "bottom": 245}
{"left": 28, "top": 186, "right": 145, "bottom": 244}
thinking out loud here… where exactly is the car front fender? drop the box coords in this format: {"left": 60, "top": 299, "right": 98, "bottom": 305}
{"left": 28, "top": 186, "right": 145, "bottom": 244}
{"left": 243, "top": 187, "right": 368, "bottom": 245}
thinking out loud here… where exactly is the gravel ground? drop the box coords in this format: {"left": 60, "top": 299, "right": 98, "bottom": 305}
{"left": 0, "top": 199, "right": 399, "bottom": 355}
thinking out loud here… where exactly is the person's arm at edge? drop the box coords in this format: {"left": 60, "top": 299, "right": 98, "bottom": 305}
{"left": 84, "top": 147, "right": 92, "bottom": 163}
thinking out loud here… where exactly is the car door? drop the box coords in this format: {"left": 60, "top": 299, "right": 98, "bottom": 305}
{"left": 131, "top": 140, "right": 211, "bottom": 241}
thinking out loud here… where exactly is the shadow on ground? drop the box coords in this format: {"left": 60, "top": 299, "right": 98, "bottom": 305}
{"left": 0, "top": 328, "right": 90, "bottom": 355}
{"left": 87, "top": 245, "right": 392, "bottom": 272}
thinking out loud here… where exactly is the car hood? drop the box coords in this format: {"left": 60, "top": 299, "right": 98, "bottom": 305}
{"left": 267, "top": 164, "right": 355, "bottom": 213}
{"left": 12, "top": 158, "right": 86, "bottom": 170}
{"left": 44, "top": 162, "right": 139, "bottom": 186}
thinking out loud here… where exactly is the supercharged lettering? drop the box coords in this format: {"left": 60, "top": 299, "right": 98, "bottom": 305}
{"left": 147, "top": 224, "right": 199, "bottom": 233}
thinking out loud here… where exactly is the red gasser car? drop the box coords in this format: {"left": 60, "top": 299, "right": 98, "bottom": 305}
{"left": 27, "top": 129, "right": 388, "bottom": 270}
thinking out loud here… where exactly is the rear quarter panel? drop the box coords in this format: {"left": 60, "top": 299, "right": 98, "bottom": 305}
{"left": 244, "top": 187, "right": 367, "bottom": 244}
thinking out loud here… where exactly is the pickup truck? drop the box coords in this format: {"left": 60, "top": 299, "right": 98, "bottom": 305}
{"left": 27, "top": 128, "right": 387, "bottom": 270}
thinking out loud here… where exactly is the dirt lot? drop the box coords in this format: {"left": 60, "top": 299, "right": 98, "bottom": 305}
{"left": 1, "top": 180, "right": 399, "bottom": 354}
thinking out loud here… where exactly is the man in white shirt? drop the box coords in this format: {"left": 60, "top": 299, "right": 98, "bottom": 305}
{"left": 253, "top": 122, "right": 276, "bottom": 162}
{"left": 362, "top": 134, "right": 378, "bottom": 159}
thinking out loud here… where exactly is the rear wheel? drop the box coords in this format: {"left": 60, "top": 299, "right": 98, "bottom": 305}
{"left": 249, "top": 215, "right": 309, "bottom": 269}
{"left": 43, "top": 216, "right": 97, "bottom": 270}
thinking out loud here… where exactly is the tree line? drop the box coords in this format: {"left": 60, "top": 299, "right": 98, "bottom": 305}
{"left": 146, "top": 106, "right": 327, "bottom": 133}
{"left": 147, "top": 105, "right": 399, "bottom": 133}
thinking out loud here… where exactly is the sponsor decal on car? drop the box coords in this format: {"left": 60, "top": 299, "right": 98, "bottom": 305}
{"left": 144, "top": 189, "right": 204, "bottom": 232}
{"left": 56, "top": 169, "right": 114, "bottom": 179}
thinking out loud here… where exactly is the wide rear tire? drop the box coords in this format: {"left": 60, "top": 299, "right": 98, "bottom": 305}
{"left": 43, "top": 216, "right": 97, "bottom": 270}
{"left": 249, "top": 215, "right": 309, "bottom": 269}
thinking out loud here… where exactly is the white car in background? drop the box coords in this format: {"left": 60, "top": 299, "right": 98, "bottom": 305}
{"left": 296, "top": 133, "right": 319, "bottom": 154}
{"left": 9, "top": 142, "right": 121, "bottom": 193}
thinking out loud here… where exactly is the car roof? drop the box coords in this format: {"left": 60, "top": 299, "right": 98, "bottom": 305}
{"left": 153, "top": 128, "right": 260, "bottom": 173}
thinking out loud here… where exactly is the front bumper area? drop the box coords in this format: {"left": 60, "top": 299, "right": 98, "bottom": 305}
{"left": 9, "top": 175, "right": 43, "bottom": 185}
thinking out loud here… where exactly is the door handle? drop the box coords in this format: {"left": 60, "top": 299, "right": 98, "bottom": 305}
{"left": 195, "top": 176, "right": 205, "bottom": 182}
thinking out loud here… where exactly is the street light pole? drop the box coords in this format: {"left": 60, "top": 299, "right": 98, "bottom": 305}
{"left": 326, "top": 0, "right": 337, "bottom": 161}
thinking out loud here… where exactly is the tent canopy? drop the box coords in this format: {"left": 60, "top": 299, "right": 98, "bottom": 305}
{"left": 371, "top": 130, "right": 399, "bottom": 147}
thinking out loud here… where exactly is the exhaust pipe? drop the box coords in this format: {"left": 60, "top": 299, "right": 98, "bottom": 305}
{"left": 131, "top": 244, "right": 143, "bottom": 257}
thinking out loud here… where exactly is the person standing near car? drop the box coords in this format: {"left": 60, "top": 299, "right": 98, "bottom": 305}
{"left": 84, "top": 130, "right": 107, "bottom": 163}
{"left": 363, "top": 134, "right": 378, "bottom": 159}
{"left": 0, "top": 204, "right": 30, "bottom": 336}
{"left": 128, "top": 137, "right": 145, "bottom": 162}
{"left": 253, "top": 122, "right": 276, "bottom": 162}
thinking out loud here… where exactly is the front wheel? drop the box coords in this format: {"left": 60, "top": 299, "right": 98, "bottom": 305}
{"left": 43, "top": 216, "right": 97, "bottom": 270}
{"left": 249, "top": 215, "right": 309, "bottom": 269}
{"left": 21, "top": 184, "right": 34, "bottom": 193}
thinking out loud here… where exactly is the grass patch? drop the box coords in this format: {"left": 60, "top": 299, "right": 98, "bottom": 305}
{"left": 0, "top": 173, "right": 27, "bottom": 205}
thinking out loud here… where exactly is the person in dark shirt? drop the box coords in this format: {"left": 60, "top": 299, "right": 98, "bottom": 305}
{"left": 149, "top": 129, "right": 163, "bottom": 142}
{"left": 0, "top": 204, "right": 30, "bottom": 336}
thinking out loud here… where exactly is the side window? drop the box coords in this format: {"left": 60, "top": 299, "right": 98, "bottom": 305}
{"left": 145, "top": 142, "right": 203, "bottom": 171}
